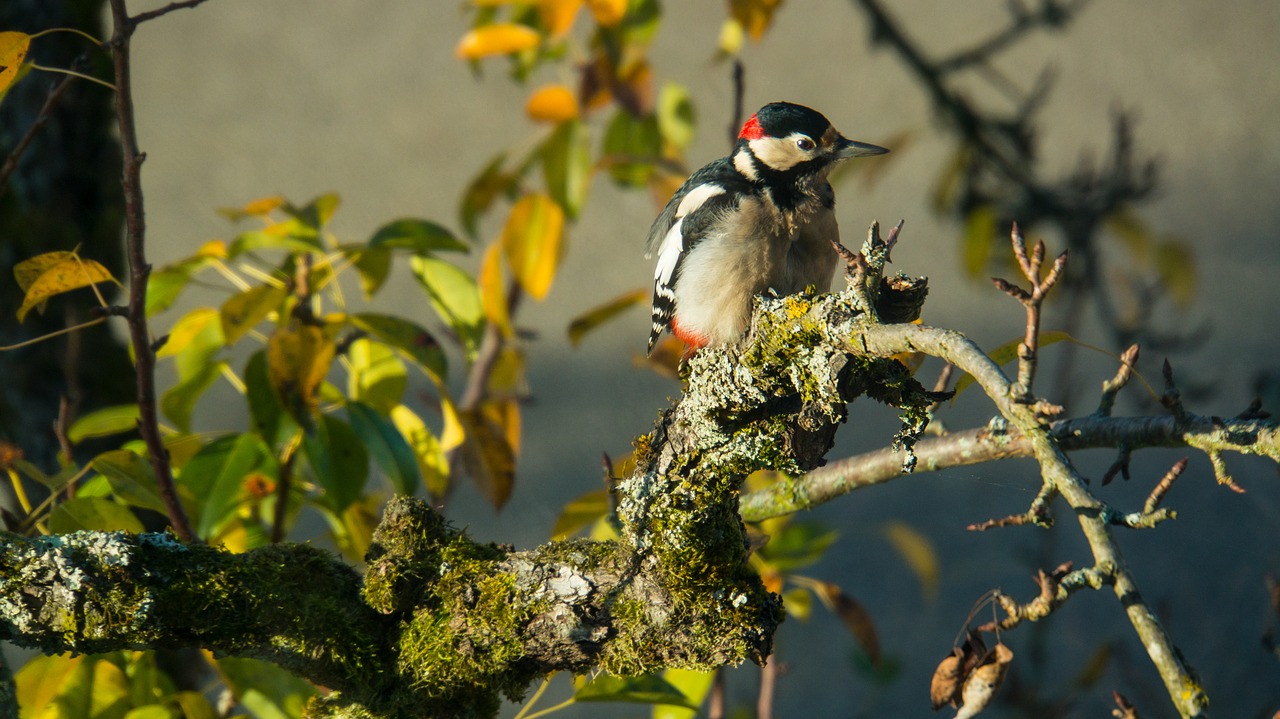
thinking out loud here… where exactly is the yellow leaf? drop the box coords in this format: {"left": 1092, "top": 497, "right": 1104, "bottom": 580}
{"left": 197, "top": 239, "right": 228, "bottom": 259}
{"left": 728, "top": 0, "right": 784, "bottom": 40}
{"left": 585, "top": 0, "right": 626, "bottom": 26}
{"left": 478, "top": 241, "right": 513, "bottom": 337}
{"left": 220, "top": 284, "right": 287, "bottom": 346}
{"left": 881, "top": 520, "right": 939, "bottom": 602}
{"left": 14, "top": 254, "right": 115, "bottom": 322}
{"left": 717, "top": 17, "right": 745, "bottom": 56}
{"left": 1154, "top": 237, "right": 1197, "bottom": 308}
{"left": 0, "top": 31, "right": 31, "bottom": 96}
{"left": 390, "top": 404, "right": 450, "bottom": 500}
{"left": 550, "top": 488, "right": 609, "bottom": 540}
{"left": 460, "top": 401, "right": 518, "bottom": 510}
{"left": 266, "top": 322, "right": 335, "bottom": 419}
{"left": 539, "top": 0, "right": 582, "bottom": 38}
{"left": 157, "top": 307, "right": 220, "bottom": 358}
{"left": 439, "top": 394, "right": 466, "bottom": 452}
{"left": 243, "top": 195, "right": 286, "bottom": 217}
{"left": 526, "top": 83, "right": 579, "bottom": 123}
{"left": 501, "top": 192, "right": 565, "bottom": 300}
{"left": 456, "top": 23, "right": 541, "bottom": 59}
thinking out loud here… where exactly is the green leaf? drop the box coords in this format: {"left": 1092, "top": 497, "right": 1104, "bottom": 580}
{"left": 347, "top": 401, "right": 421, "bottom": 496}
{"left": 350, "top": 313, "right": 447, "bottom": 383}
{"left": 550, "top": 489, "right": 609, "bottom": 540}
{"left": 459, "top": 152, "right": 518, "bottom": 239}
{"left": 574, "top": 674, "right": 698, "bottom": 709}
{"left": 173, "top": 692, "right": 219, "bottom": 719}
{"left": 567, "top": 287, "right": 647, "bottom": 346}
{"left": 502, "top": 192, "right": 566, "bottom": 300}
{"left": 68, "top": 404, "right": 140, "bottom": 444}
{"left": 602, "top": 109, "right": 662, "bottom": 187}
{"left": 653, "top": 669, "right": 715, "bottom": 719}
{"left": 14, "top": 252, "right": 116, "bottom": 322}
{"left": 344, "top": 245, "right": 391, "bottom": 298}
{"left": 541, "top": 119, "right": 592, "bottom": 219}
{"left": 48, "top": 497, "right": 143, "bottom": 533}
{"left": 156, "top": 307, "right": 221, "bottom": 360}
{"left": 182, "top": 433, "right": 273, "bottom": 539}
{"left": 781, "top": 587, "right": 813, "bottom": 621}
{"left": 390, "top": 405, "right": 450, "bottom": 500}
{"left": 284, "top": 192, "right": 341, "bottom": 234}
{"left": 369, "top": 218, "right": 468, "bottom": 254}
{"left": 91, "top": 449, "right": 168, "bottom": 514}
{"left": 215, "top": 657, "right": 317, "bottom": 719}
{"left": 123, "top": 706, "right": 178, "bottom": 719}
{"left": 303, "top": 414, "right": 369, "bottom": 512}
{"left": 245, "top": 350, "right": 299, "bottom": 450}
{"left": 656, "top": 82, "right": 696, "bottom": 151}
{"left": 228, "top": 219, "right": 322, "bottom": 257}
{"left": 757, "top": 521, "right": 838, "bottom": 573}
{"left": 410, "top": 256, "right": 485, "bottom": 360}
{"left": 147, "top": 265, "right": 196, "bottom": 317}
{"left": 346, "top": 339, "right": 408, "bottom": 412}
{"left": 161, "top": 360, "right": 227, "bottom": 433}
{"left": 221, "top": 284, "right": 288, "bottom": 346}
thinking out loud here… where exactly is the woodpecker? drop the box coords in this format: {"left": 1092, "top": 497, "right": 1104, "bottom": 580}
{"left": 645, "top": 101, "right": 887, "bottom": 355}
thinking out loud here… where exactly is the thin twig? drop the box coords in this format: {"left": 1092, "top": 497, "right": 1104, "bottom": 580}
{"left": 129, "top": 0, "right": 212, "bottom": 25}
{"left": 0, "top": 72, "right": 78, "bottom": 199}
{"left": 107, "top": 0, "right": 196, "bottom": 542}
{"left": 729, "top": 59, "right": 745, "bottom": 150}
{"left": 1096, "top": 344, "right": 1140, "bottom": 416}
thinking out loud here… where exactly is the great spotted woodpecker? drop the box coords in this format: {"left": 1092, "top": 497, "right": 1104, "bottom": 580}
{"left": 645, "top": 101, "right": 887, "bottom": 355}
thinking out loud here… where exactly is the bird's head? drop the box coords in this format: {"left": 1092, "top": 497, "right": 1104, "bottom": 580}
{"left": 735, "top": 101, "right": 887, "bottom": 179}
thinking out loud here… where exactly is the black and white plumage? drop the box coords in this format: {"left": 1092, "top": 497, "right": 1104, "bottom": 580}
{"left": 644, "top": 101, "right": 887, "bottom": 355}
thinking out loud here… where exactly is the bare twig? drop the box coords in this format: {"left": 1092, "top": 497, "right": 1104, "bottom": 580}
{"left": 1143, "top": 457, "right": 1187, "bottom": 514}
{"left": 129, "top": 0, "right": 212, "bottom": 26}
{"left": 992, "top": 223, "right": 1068, "bottom": 401}
{"left": 729, "top": 59, "right": 746, "bottom": 150}
{"left": 107, "top": 0, "right": 195, "bottom": 542}
{"left": 0, "top": 72, "right": 79, "bottom": 199}
{"left": 1096, "top": 344, "right": 1141, "bottom": 416}
{"left": 968, "top": 482, "right": 1055, "bottom": 531}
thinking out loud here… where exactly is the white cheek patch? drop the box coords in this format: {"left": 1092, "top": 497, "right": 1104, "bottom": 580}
{"left": 748, "top": 133, "right": 813, "bottom": 172}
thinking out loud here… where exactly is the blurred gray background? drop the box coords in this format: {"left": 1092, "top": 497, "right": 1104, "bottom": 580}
{"left": 115, "top": 1, "right": 1280, "bottom": 716}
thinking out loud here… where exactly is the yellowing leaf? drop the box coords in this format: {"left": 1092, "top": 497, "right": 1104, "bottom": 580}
{"left": 1154, "top": 237, "right": 1196, "bottom": 308}
{"left": 728, "top": 0, "right": 784, "bottom": 40}
{"left": 952, "top": 330, "right": 1071, "bottom": 398}
{"left": 0, "top": 31, "right": 31, "bottom": 96}
{"left": 390, "top": 404, "right": 450, "bottom": 500}
{"left": 567, "top": 287, "right": 646, "bottom": 346}
{"left": 501, "top": 192, "right": 565, "bottom": 300}
{"left": 197, "top": 239, "right": 228, "bottom": 258}
{"left": 220, "top": 284, "right": 287, "bottom": 346}
{"left": 439, "top": 395, "right": 466, "bottom": 452}
{"left": 456, "top": 23, "right": 541, "bottom": 59}
{"left": 459, "top": 402, "right": 518, "bottom": 510}
{"left": 585, "top": 0, "right": 626, "bottom": 26}
{"left": 550, "top": 488, "right": 609, "bottom": 540}
{"left": 526, "top": 83, "right": 579, "bottom": 123}
{"left": 243, "top": 195, "right": 285, "bottom": 217}
{"left": 717, "top": 17, "right": 745, "bottom": 56}
{"left": 479, "top": 241, "right": 513, "bottom": 338}
{"left": 881, "top": 520, "right": 939, "bottom": 602}
{"left": 539, "top": 0, "right": 583, "bottom": 38}
{"left": 267, "top": 323, "right": 336, "bottom": 421}
{"left": 157, "top": 308, "right": 219, "bottom": 358}
{"left": 809, "top": 579, "right": 881, "bottom": 664}
{"left": 962, "top": 204, "right": 998, "bottom": 279}
{"left": 14, "top": 253, "right": 115, "bottom": 322}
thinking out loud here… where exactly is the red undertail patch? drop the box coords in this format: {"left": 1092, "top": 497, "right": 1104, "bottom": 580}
{"left": 670, "top": 317, "right": 709, "bottom": 351}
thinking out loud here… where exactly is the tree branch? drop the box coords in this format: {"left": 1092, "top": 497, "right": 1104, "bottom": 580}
{"left": 106, "top": 0, "right": 195, "bottom": 541}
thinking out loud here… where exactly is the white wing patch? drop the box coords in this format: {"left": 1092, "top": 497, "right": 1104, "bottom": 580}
{"left": 653, "top": 183, "right": 725, "bottom": 287}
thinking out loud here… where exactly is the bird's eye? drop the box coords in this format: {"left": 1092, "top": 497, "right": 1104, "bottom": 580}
{"left": 796, "top": 137, "right": 816, "bottom": 151}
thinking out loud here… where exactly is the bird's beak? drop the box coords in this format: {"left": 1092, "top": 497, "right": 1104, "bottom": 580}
{"left": 834, "top": 137, "right": 889, "bottom": 158}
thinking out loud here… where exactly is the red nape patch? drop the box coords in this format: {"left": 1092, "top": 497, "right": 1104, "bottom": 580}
{"left": 670, "top": 317, "right": 709, "bottom": 350}
{"left": 739, "top": 114, "right": 764, "bottom": 140}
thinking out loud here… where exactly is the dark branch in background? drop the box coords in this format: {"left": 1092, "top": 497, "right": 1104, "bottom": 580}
{"left": 728, "top": 59, "right": 745, "bottom": 150}
{"left": 106, "top": 0, "right": 196, "bottom": 542}
{"left": 850, "top": 0, "right": 1192, "bottom": 396}
{"left": 0, "top": 70, "right": 78, "bottom": 199}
